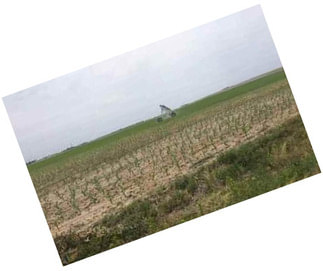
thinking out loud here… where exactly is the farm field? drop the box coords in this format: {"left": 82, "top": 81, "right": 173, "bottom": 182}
{"left": 28, "top": 69, "right": 320, "bottom": 264}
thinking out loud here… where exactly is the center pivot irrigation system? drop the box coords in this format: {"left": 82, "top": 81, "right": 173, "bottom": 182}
{"left": 156, "top": 105, "right": 177, "bottom": 122}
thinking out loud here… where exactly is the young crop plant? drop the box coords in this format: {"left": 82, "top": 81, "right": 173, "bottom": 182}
{"left": 68, "top": 185, "right": 80, "bottom": 214}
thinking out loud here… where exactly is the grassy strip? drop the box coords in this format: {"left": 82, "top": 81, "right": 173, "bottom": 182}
{"left": 176, "top": 68, "right": 286, "bottom": 116}
{"left": 55, "top": 115, "right": 319, "bottom": 265}
{"left": 29, "top": 69, "right": 286, "bottom": 172}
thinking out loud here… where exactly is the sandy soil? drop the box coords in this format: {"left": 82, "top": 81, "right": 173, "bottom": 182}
{"left": 32, "top": 80, "right": 298, "bottom": 237}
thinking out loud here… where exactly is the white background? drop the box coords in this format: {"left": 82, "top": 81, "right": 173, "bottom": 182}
{"left": 0, "top": 0, "right": 322, "bottom": 270}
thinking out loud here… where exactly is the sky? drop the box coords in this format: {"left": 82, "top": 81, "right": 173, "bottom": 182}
{"left": 3, "top": 5, "right": 282, "bottom": 162}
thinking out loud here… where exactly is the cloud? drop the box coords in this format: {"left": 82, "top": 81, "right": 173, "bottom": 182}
{"left": 3, "top": 6, "right": 282, "bottom": 162}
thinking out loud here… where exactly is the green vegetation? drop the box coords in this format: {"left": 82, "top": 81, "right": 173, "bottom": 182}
{"left": 28, "top": 69, "right": 286, "bottom": 173}
{"left": 27, "top": 67, "right": 319, "bottom": 266}
{"left": 176, "top": 68, "right": 286, "bottom": 116}
{"left": 55, "top": 115, "right": 320, "bottom": 265}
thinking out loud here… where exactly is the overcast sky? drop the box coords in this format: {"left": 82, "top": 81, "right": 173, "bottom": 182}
{"left": 3, "top": 6, "right": 282, "bottom": 162}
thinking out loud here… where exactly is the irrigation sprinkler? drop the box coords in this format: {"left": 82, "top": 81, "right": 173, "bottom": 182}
{"left": 156, "top": 105, "right": 176, "bottom": 122}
